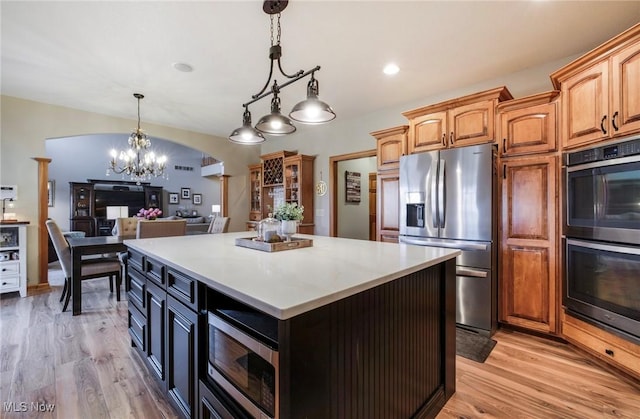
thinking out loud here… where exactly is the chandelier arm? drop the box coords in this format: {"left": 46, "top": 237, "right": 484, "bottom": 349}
{"left": 276, "top": 58, "right": 304, "bottom": 80}
{"left": 243, "top": 65, "right": 320, "bottom": 108}
{"left": 251, "top": 58, "right": 277, "bottom": 100}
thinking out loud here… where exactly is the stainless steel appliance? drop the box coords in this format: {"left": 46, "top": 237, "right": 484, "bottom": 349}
{"left": 208, "top": 310, "right": 279, "bottom": 418}
{"left": 563, "top": 135, "right": 640, "bottom": 344}
{"left": 565, "top": 135, "right": 640, "bottom": 244}
{"left": 399, "top": 143, "right": 498, "bottom": 335}
{"left": 564, "top": 238, "right": 640, "bottom": 343}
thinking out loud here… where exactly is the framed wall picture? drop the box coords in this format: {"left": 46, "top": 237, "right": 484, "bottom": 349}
{"left": 193, "top": 193, "right": 202, "bottom": 205}
{"left": 345, "top": 171, "right": 361, "bottom": 203}
{"left": 47, "top": 180, "right": 55, "bottom": 207}
{"left": 181, "top": 187, "right": 191, "bottom": 199}
{"left": 169, "top": 192, "right": 179, "bottom": 204}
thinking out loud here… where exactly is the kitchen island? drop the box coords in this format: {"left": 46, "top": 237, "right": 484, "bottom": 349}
{"left": 124, "top": 232, "right": 459, "bottom": 419}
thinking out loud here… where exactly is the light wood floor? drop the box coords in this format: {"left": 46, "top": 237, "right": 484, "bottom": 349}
{"left": 1, "top": 274, "right": 638, "bottom": 419}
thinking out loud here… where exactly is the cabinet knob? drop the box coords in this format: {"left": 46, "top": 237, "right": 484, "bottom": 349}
{"left": 450, "top": 132, "right": 454, "bottom": 145}
{"left": 605, "top": 348, "right": 614, "bottom": 357}
{"left": 503, "top": 138, "right": 507, "bottom": 153}
{"left": 441, "top": 133, "right": 446, "bottom": 146}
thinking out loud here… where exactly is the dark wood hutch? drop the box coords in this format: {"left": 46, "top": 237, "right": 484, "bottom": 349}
{"left": 69, "top": 180, "right": 162, "bottom": 237}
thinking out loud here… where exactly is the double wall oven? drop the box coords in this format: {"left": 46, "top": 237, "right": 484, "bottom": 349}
{"left": 564, "top": 136, "right": 640, "bottom": 344}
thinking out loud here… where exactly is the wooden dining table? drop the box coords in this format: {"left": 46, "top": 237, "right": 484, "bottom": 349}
{"left": 66, "top": 235, "right": 134, "bottom": 315}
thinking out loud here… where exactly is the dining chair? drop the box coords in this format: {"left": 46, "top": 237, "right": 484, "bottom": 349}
{"left": 137, "top": 219, "right": 187, "bottom": 239}
{"left": 114, "top": 217, "right": 139, "bottom": 237}
{"left": 46, "top": 219, "right": 122, "bottom": 312}
{"left": 207, "top": 216, "right": 230, "bottom": 234}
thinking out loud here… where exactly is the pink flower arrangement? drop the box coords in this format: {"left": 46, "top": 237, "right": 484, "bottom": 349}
{"left": 137, "top": 207, "right": 162, "bottom": 220}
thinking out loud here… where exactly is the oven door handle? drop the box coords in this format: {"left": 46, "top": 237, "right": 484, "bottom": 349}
{"left": 566, "top": 238, "right": 640, "bottom": 255}
{"left": 209, "top": 313, "right": 278, "bottom": 365}
{"left": 456, "top": 267, "right": 488, "bottom": 278}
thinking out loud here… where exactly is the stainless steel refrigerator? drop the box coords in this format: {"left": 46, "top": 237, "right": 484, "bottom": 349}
{"left": 399, "top": 143, "right": 498, "bottom": 336}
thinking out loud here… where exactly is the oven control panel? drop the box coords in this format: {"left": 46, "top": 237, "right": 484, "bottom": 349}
{"left": 567, "top": 136, "right": 640, "bottom": 166}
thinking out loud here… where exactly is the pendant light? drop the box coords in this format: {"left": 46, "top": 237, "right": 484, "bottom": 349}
{"left": 228, "top": 0, "right": 335, "bottom": 143}
{"left": 229, "top": 107, "right": 265, "bottom": 144}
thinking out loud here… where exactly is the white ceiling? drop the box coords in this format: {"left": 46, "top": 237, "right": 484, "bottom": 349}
{"left": 2, "top": 1, "right": 640, "bottom": 140}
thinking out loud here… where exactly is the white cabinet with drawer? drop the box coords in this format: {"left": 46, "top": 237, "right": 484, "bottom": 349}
{"left": 0, "top": 223, "right": 28, "bottom": 297}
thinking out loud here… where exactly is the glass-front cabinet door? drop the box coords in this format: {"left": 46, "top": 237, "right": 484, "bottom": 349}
{"left": 248, "top": 164, "right": 262, "bottom": 221}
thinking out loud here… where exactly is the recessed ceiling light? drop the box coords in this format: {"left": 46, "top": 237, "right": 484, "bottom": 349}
{"left": 173, "top": 62, "right": 194, "bottom": 72}
{"left": 383, "top": 63, "right": 400, "bottom": 76}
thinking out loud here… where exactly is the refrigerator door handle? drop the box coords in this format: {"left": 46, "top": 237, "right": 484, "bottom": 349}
{"left": 399, "top": 237, "right": 489, "bottom": 251}
{"left": 430, "top": 160, "right": 438, "bottom": 228}
{"left": 438, "top": 159, "right": 445, "bottom": 228}
{"left": 456, "top": 267, "right": 488, "bottom": 278}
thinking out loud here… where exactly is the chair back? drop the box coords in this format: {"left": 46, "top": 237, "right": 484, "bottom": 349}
{"left": 114, "top": 217, "right": 139, "bottom": 237}
{"left": 137, "top": 219, "right": 187, "bottom": 239}
{"left": 208, "top": 216, "right": 230, "bottom": 234}
{"left": 46, "top": 219, "right": 72, "bottom": 277}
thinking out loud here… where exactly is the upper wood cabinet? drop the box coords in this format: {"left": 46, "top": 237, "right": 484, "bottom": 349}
{"left": 402, "top": 86, "right": 513, "bottom": 154}
{"left": 497, "top": 91, "right": 560, "bottom": 157}
{"left": 551, "top": 23, "right": 640, "bottom": 149}
{"left": 248, "top": 163, "right": 262, "bottom": 222}
{"left": 370, "top": 125, "right": 408, "bottom": 171}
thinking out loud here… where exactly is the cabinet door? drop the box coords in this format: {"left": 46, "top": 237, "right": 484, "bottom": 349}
{"left": 70, "top": 217, "right": 96, "bottom": 237}
{"left": 146, "top": 280, "right": 167, "bottom": 385}
{"left": 562, "top": 60, "right": 610, "bottom": 149}
{"left": 500, "top": 155, "right": 558, "bottom": 334}
{"left": 448, "top": 100, "right": 494, "bottom": 148}
{"left": 248, "top": 164, "right": 262, "bottom": 221}
{"left": 376, "top": 131, "right": 406, "bottom": 171}
{"left": 167, "top": 295, "right": 198, "bottom": 419}
{"left": 500, "top": 102, "right": 557, "bottom": 156}
{"left": 408, "top": 111, "right": 447, "bottom": 154}
{"left": 377, "top": 171, "right": 400, "bottom": 243}
{"left": 611, "top": 40, "right": 640, "bottom": 137}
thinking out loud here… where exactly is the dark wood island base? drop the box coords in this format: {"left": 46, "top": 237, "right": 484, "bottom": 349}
{"left": 124, "top": 236, "right": 457, "bottom": 419}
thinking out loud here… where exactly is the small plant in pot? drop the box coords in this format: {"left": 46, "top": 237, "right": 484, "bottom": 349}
{"left": 273, "top": 202, "right": 304, "bottom": 241}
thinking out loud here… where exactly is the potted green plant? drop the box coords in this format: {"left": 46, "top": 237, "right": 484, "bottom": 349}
{"left": 273, "top": 202, "right": 304, "bottom": 241}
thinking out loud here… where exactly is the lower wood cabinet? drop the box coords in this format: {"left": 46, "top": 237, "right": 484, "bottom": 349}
{"left": 126, "top": 249, "right": 201, "bottom": 419}
{"left": 376, "top": 170, "right": 400, "bottom": 243}
{"left": 562, "top": 311, "right": 640, "bottom": 379}
{"left": 500, "top": 154, "right": 559, "bottom": 335}
{"left": 168, "top": 295, "right": 199, "bottom": 418}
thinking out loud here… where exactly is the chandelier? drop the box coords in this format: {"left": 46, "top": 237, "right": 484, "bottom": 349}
{"left": 107, "top": 93, "right": 167, "bottom": 184}
{"left": 229, "top": 0, "right": 336, "bottom": 144}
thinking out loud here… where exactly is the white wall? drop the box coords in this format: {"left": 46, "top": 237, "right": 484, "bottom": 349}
{"left": 46, "top": 134, "right": 220, "bottom": 230}
{"left": 337, "top": 157, "right": 377, "bottom": 240}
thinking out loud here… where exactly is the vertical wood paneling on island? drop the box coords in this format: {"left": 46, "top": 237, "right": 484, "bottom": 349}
{"left": 282, "top": 263, "right": 448, "bottom": 418}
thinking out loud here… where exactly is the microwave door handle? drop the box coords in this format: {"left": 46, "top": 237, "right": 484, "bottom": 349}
{"left": 438, "top": 159, "right": 445, "bottom": 228}
{"left": 431, "top": 161, "right": 438, "bottom": 228}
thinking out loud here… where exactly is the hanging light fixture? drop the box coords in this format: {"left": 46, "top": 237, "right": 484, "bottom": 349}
{"left": 228, "top": 0, "right": 335, "bottom": 144}
{"left": 229, "top": 107, "right": 265, "bottom": 144}
{"left": 107, "top": 93, "right": 168, "bottom": 184}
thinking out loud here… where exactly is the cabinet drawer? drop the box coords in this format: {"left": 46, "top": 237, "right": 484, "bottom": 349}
{"left": 145, "top": 256, "right": 165, "bottom": 287}
{"left": 0, "top": 261, "right": 20, "bottom": 277}
{"left": 128, "top": 249, "right": 144, "bottom": 273}
{"left": 128, "top": 267, "right": 146, "bottom": 312}
{"left": 0, "top": 275, "right": 20, "bottom": 288}
{"left": 562, "top": 314, "right": 640, "bottom": 379}
{"left": 128, "top": 303, "right": 146, "bottom": 354}
{"left": 167, "top": 268, "right": 199, "bottom": 311}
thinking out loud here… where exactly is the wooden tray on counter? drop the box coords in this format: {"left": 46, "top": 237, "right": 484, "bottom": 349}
{"left": 235, "top": 237, "right": 313, "bottom": 252}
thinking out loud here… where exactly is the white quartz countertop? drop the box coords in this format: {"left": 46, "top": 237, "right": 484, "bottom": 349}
{"left": 124, "top": 232, "right": 460, "bottom": 320}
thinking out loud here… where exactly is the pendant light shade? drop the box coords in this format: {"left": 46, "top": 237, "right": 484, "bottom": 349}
{"left": 289, "top": 76, "right": 336, "bottom": 124}
{"left": 255, "top": 94, "right": 296, "bottom": 136}
{"left": 229, "top": 108, "right": 265, "bottom": 144}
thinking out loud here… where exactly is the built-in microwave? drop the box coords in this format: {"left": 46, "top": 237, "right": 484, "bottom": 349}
{"left": 565, "top": 136, "right": 640, "bottom": 245}
{"left": 207, "top": 310, "right": 279, "bottom": 419}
